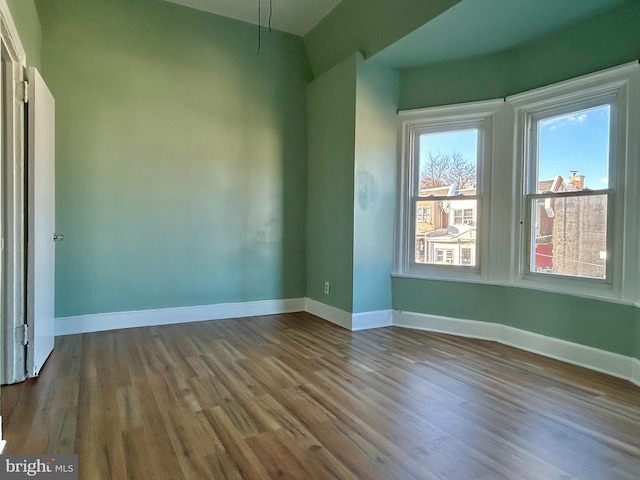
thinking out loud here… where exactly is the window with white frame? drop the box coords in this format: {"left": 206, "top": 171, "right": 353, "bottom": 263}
{"left": 396, "top": 100, "right": 501, "bottom": 277}
{"left": 396, "top": 62, "right": 639, "bottom": 301}
{"left": 508, "top": 62, "right": 638, "bottom": 298}
{"left": 525, "top": 102, "right": 612, "bottom": 280}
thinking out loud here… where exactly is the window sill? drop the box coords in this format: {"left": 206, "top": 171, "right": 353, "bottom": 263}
{"left": 396, "top": 265, "right": 485, "bottom": 283}
{"left": 391, "top": 272, "right": 634, "bottom": 306}
{"left": 392, "top": 270, "right": 496, "bottom": 286}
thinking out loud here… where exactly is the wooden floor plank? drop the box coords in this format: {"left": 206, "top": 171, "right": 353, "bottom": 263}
{"left": 2, "top": 312, "right": 639, "bottom": 479}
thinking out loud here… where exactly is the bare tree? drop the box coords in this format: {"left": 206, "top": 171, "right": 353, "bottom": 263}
{"left": 420, "top": 151, "right": 476, "bottom": 189}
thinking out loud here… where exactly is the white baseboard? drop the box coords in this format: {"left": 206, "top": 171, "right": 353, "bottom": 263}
{"left": 56, "top": 297, "right": 392, "bottom": 336}
{"left": 632, "top": 358, "right": 640, "bottom": 387}
{"left": 304, "top": 298, "right": 392, "bottom": 331}
{"left": 394, "top": 310, "right": 640, "bottom": 387}
{"left": 304, "top": 298, "right": 353, "bottom": 330}
{"left": 55, "top": 298, "right": 306, "bottom": 336}
{"left": 351, "top": 309, "right": 393, "bottom": 331}
{"left": 52, "top": 298, "right": 639, "bottom": 388}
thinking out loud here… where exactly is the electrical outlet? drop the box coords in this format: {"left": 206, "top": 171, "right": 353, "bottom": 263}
{"left": 324, "top": 281, "right": 330, "bottom": 295}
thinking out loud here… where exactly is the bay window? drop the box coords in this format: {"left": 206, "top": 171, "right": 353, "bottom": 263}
{"left": 396, "top": 62, "right": 640, "bottom": 301}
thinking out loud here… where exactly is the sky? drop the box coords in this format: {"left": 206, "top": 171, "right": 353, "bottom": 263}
{"left": 419, "top": 129, "right": 478, "bottom": 172}
{"left": 538, "top": 104, "right": 610, "bottom": 189}
{"left": 419, "top": 104, "right": 611, "bottom": 191}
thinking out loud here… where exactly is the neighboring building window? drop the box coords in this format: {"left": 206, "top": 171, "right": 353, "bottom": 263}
{"left": 453, "top": 208, "right": 474, "bottom": 225}
{"left": 525, "top": 104, "right": 612, "bottom": 280}
{"left": 461, "top": 247, "right": 473, "bottom": 265}
{"left": 436, "top": 248, "right": 454, "bottom": 264}
{"left": 396, "top": 100, "right": 501, "bottom": 277}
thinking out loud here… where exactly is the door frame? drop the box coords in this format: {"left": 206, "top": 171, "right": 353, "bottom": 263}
{"left": 0, "top": 0, "right": 28, "bottom": 388}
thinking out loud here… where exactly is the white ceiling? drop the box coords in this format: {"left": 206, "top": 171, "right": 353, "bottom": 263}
{"left": 162, "top": 0, "right": 343, "bottom": 36}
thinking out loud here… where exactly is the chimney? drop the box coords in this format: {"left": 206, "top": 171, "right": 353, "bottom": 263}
{"left": 569, "top": 171, "right": 585, "bottom": 190}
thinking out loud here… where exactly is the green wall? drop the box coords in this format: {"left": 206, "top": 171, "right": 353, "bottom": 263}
{"left": 636, "top": 312, "right": 640, "bottom": 361}
{"left": 306, "top": 55, "right": 357, "bottom": 312}
{"left": 353, "top": 58, "right": 398, "bottom": 313}
{"left": 635, "top": 308, "right": 640, "bottom": 361}
{"left": 399, "top": 1, "right": 640, "bottom": 110}
{"left": 393, "top": 278, "right": 636, "bottom": 356}
{"left": 306, "top": 54, "right": 399, "bottom": 315}
{"left": 392, "top": 1, "right": 640, "bottom": 356}
{"left": 510, "top": 0, "right": 640, "bottom": 96}
{"left": 400, "top": 51, "right": 514, "bottom": 110}
{"left": 304, "top": 0, "right": 461, "bottom": 78}
{"left": 35, "top": 0, "right": 311, "bottom": 318}
{"left": 5, "top": 0, "right": 41, "bottom": 68}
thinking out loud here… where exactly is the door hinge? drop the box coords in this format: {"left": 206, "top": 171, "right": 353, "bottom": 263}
{"left": 20, "top": 80, "right": 29, "bottom": 104}
{"left": 15, "top": 324, "right": 29, "bottom": 346}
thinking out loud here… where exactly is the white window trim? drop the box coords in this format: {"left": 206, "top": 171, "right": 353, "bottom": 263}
{"left": 395, "top": 62, "right": 640, "bottom": 304}
{"left": 506, "top": 62, "right": 640, "bottom": 301}
{"left": 395, "top": 99, "right": 504, "bottom": 281}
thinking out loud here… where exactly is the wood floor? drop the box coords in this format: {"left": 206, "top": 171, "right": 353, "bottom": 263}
{"left": 2, "top": 312, "right": 639, "bottom": 479}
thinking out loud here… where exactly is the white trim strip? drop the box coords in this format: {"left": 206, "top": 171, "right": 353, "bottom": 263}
{"left": 56, "top": 298, "right": 392, "bottom": 337}
{"left": 632, "top": 358, "right": 640, "bottom": 387}
{"left": 391, "top": 272, "right": 636, "bottom": 306}
{"left": 0, "top": 0, "right": 26, "bottom": 64}
{"left": 304, "top": 299, "right": 392, "bottom": 331}
{"left": 304, "top": 298, "right": 352, "bottom": 330}
{"left": 351, "top": 309, "right": 393, "bottom": 331}
{"left": 393, "top": 310, "right": 640, "bottom": 388}
{"left": 55, "top": 298, "right": 306, "bottom": 336}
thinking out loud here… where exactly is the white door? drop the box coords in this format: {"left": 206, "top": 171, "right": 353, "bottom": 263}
{"left": 26, "top": 66, "right": 55, "bottom": 377}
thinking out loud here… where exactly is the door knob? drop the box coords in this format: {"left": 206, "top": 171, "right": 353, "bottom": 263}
{"left": 53, "top": 233, "right": 64, "bottom": 241}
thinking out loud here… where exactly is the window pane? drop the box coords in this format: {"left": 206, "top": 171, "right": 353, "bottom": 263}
{"left": 415, "top": 198, "right": 477, "bottom": 266}
{"left": 530, "top": 194, "right": 607, "bottom": 279}
{"left": 419, "top": 129, "right": 478, "bottom": 197}
{"left": 536, "top": 105, "right": 610, "bottom": 192}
